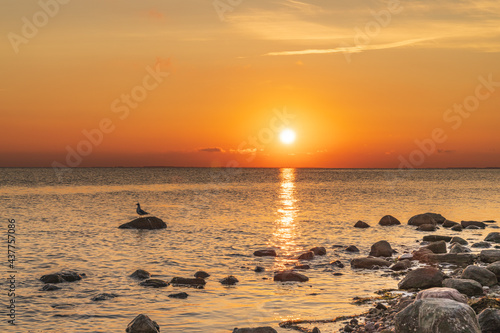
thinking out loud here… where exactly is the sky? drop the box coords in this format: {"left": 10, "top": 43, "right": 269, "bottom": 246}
{"left": 1, "top": 0, "right": 499, "bottom": 168}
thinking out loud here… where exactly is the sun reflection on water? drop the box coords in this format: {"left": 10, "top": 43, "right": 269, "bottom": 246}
{"left": 271, "top": 168, "right": 299, "bottom": 270}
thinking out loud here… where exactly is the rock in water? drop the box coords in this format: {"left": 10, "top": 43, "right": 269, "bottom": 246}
{"left": 461, "top": 265, "right": 498, "bottom": 286}
{"left": 130, "top": 269, "right": 151, "bottom": 280}
{"left": 451, "top": 236, "right": 468, "bottom": 245}
{"left": 486, "top": 261, "right": 500, "bottom": 279}
{"left": 297, "top": 251, "right": 314, "bottom": 260}
{"left": 40, "top": 271, "right": 84, "bottom": 284}
{"left": 427, "top": 253, "right": 475, "bottom": 266}
{"left": 170, "top": 277, "right": 206, "bottom": 287}
{"left": 220, "top": 276, "right": 239, "bottom": 285}
{"left": 485, "top": 232, "right": 500, "bottom": 243}
{"left": 168, "top": 292, "right": 188, "bottom": 299}
{"left": 425, "top": 240, "right": 447, "bottom": 254}
{"left": 417, "top": 224, "right": 436, "bottom": 231}
{"left": 443, "top": 278, "right": 484, "bottom": 297}
{"left": 91, "top": 293, "right": 118, "bottom": 301}
{"left": 408, "top": 214, "right": 437, "bottom": 226}
{"left": 354, "top": 221, "right": 370, "bottom": 228}
{"left": 41, "top": 284, "right": 61, "bottom": 291}
{"left": 40, "top": 274, "right": 64, "bottom": 284}
{"left": 443, "top": 220, "right": 460, "bottom": 228}
{"left": 253, "top": 249, "right": 277, "bottom": 257}
{"left": 398, "top": 267, "right": 444, "bottom": 290}
{"left": 472, "top": 241, "right": 492, "bottom": 248}
{"left": 119, "top": 217, "right": 167, "bottom": 230}
{"left": 423, "top": 235, "right": 452, "bottom": 242}
{"left": 310, "top": 246, "right": 327, "bottom": 255}
{"left": 345, "top": 245, "right": 360, "bottom": 252}
{"left": 415, "top": 287, "right": 467, "bottom": 304}
{"left": 379, "top": 215, "right": 401, "bottom": 226}
{"left": 233, "top": 327, "right": 277, "bottom": 333}
{"left": 395, "top": 298, "right": 481, "bottom": 333}
{"left": 126, "top": 314, "right": 160, "bottom": 333}
{"left": 391, "top": 260, "right": 411, "bottom": 271}
{"left": 425, "top": 213, "right": 446, "bottom": 224}
{"left": 351, "top": 257, "right": 391, "bottom": 269}
{"left": 478, "top": 308, "right": 500, "bottom": 333}
{"left": 274, "top": 271, "right": 309, "bottom": 282}
{"left": 139, "top": 279, "right": 170, "bottom": 288}
{"left": 449, "top": 243, "right": 471, "bottom": 254}
{"left": 484, "top": 232, "right": 500, "bottom": 243}
{"left": 194, "top": 271, "right": 210, "bottom": 279}
{"left": 369, "top": 240, "right": 393, "bottom": 257}
{"left": 480, "top": 250, "right": 500, "bottom": 263}
{"left": 461, "top": 221, "right": 486, "bottom": 229}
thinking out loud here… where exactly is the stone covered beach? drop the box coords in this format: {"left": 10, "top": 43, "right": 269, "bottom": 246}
{"left": 37, "top": 213, "right": 500, "bottom": 332}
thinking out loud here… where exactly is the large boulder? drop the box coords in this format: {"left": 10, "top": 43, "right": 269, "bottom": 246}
{"left": 425, "top": 240, "right": 447, "bottom": 254}
{"left": 273, "top": 271, "right": 308, "bottom": 282}
{"left": 480, "top": 250, "right": 500, "bottom": 263}
{"left": 423, "top": 235, "right": 452, "bottom": 242}
{"left": 119, "top": 217, "right": 166, "bottom": 230}
{"left": 409, "top": 214, "right": 437, "bottom": 226}
{"left": 425, "top": 213, "right": 446, "bottom": 224}
{"left": 427, "top": 253, "right": 475, "bottom": 266}
{"left": 443, "top": 278, "right": 484, "bottom": 297}
{"left": 394, "top": 298, "right": 481, "bottom": 333}
{"left": 354, "top": 221, "right": 370, "bottom": 228}
{"left": 449, "top": 243, "right": 471, "bottom": 254}
{"left": 398, "top": 267, "right": 444, "bottom": 290}
{"left": 478, "top": 308, "right": 500, "bottom": 333}
{"left": 485, "top": 232, "right": 500, "bottom": 243}
{"left": 254, "top": 249, "right": 277, "bottom": 257}
{"left": 379, "top": 215, "right": 401, "bottom": 226}
{"left": 486, "top": 261, "right": 500, "bottom": 279}
{"left": 461, "top": 265, "right": 498, "bottom": 287}
{"left": 369, "top": 240, "right": 393, "bottom": 257}
{"left": 461, "top": 221, "right": 486, "bottom": 229}
{"left": 126, "top": 314, "right": 160, "bottom": 333}
{"left": 351, "top": 257, "right": 391, "bottom": 269}
{"left": 233, "top": 328, "right": 277, "bottom": 333}
{"left": 415, "top": 287, "right": 467, "bottom": 304}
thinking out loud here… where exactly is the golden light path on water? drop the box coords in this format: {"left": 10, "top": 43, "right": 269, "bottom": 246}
{"left": 272, "top": 168, "right": 299, "bottom": 271}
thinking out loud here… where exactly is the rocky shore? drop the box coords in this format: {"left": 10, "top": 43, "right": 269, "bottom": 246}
{"left": 39, "top": 213, "right": 500, "bottom": 332}
{"left": 279, "top": 213, "right": 500, "bottom": 333}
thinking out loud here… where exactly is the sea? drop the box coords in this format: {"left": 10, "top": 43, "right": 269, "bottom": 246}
{"left": 0, "top": 167, "right": 499, "bottom": 332}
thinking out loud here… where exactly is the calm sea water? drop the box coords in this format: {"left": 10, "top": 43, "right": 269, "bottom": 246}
{"left": 0, "top": 168, "right": 499, "bottom": 332}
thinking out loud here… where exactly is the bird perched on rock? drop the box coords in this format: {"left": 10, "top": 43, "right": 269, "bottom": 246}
{"left": 136, "top": 203, "right": 149, "bottom": 216}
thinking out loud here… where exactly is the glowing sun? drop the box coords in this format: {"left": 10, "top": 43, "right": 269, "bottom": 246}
{"left": 280, "top": 129, "right": 296, "bottom": 144}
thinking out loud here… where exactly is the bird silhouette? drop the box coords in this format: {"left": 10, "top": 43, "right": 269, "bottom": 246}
{"left": 136, "top": 203, "right": 149, "bottom": 216}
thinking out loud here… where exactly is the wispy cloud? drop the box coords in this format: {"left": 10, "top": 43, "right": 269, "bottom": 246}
{"left": 264, "top": 37, "right": 436, "bottom": 56}
{"left": 198, "top": 147, "right": 225, "bottom": 153}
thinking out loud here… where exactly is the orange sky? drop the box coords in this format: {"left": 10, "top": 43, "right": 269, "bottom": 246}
{"left": 1, "top": 0, "right": 499, "bottom": 168}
